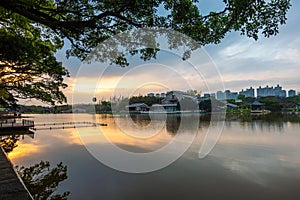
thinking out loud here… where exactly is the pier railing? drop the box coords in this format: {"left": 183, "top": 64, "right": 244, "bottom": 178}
{"left": 22, "top": 120, "right": 34, "bottom": 127}
{"left": 0, "top": 119, "right": 34, "bottom": 128}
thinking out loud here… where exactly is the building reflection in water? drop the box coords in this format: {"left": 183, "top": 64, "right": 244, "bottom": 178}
{"left": 111, "top": 113, "right": 300, "bottom": 138}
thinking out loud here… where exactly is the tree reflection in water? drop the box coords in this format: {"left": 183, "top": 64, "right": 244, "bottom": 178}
{"left": 16, "top": 161, "right": 70, "bottom": 200}
{"left": 0, "top": 132, "right": 70, "bottom": 200}
{"left": 0, "top": 134, "right": 19, "bottom": 153}
{"left": 0, "top": 130, "right": 34, "bottom": 153}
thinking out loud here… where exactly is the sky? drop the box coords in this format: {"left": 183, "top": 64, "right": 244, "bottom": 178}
{"left": 54, "top": 0, "right": 300, "bottom": 104}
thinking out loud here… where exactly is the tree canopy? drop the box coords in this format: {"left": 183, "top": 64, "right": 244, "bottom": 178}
{"left": 0, "top": 0, "right": 291, "bottom": 105}
{"left": 0, "top": 4, "right": 68, "bottom": 106}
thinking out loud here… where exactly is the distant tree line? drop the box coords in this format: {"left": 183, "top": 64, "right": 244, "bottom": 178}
{"left": 226, "top": 94, "right": 300, "bottom": 112}
{"left": 260, "top": 95, "right": 300, "bottom": 111}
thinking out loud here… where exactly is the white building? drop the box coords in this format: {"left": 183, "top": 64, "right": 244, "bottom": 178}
{"left": 257, "top": 84, "right": 286, "bottom": 97}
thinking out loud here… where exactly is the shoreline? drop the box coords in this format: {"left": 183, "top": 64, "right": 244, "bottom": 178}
{"left": 0, "top": 147, "right": 33, "bottom": 200}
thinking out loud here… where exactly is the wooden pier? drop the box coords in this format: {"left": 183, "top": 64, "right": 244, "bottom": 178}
{"left": 0, "top": 120, "right": 34, "bottom": 131}
{"left": 0, "top": 119, "right": 108, "bottom": 132}
{"left": 0, "top": 147, "right": 33, "bottom": 200}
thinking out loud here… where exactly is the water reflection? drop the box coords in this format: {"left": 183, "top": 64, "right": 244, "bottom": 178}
{"left": 84, "top": 113, "right": 300, "bottom": 155}
{"left": 124, "top": 113, "right": 211, "bottom": 135}
{"left": 120, "top": 113, "right": 300, "bottom": 136}
{"left": 129, "top": 113, "right": 196, "bottom": 134}
{"left": 95, "top": 114, "right": 174, "bottom": 153}
{"left": 129, "top": 113, "right": 151, "bottom": 127}
{"left": 226, "top": 113, "right": 300, "bottom": 132}
{"left": 5, "top": 113, "right": 300, "bottom": 200}
{"left": 0, "top": 130, "right": 34, "bottom": 153}
{"left": 16, "top": 161, "right": 70, "bottom": 200}
{"left": 94, "top": 114, "right": 203, "bottom": 154}
{"left": 166, "top": 115, "right": 181, "bottom": 134}
{"left": 0, "top": 130, "right": 70, "bottom": 199}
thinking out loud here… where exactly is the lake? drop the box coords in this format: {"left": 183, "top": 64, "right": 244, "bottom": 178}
{"left": 6, "top": 113, "right": 300, "bottom": 200}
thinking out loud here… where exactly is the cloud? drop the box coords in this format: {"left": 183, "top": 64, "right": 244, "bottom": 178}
{"left": 275, "top": 48, "right": 300, "bottom": 60}
{"left": 220, "top": 40, "right": 253, "bottom": 58}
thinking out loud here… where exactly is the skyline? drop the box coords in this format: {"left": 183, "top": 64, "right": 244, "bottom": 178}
{"left": 85, "top": 83, "right": 298, "bottom": 103}
{"left": 132, "top": 83, "right": 297, "bottom": 98}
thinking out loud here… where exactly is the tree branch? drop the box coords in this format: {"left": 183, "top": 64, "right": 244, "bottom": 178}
{"left": 201, "top": 7, "right": 232, "bottom": 21}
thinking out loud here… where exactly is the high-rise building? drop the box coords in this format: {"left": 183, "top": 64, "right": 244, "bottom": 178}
{"left": 257, "top": 85, "right": 273, "bottom": 97}
{"left": 288, "top": 89, "right": 296, "bottom": 97}
{"left": 225, "top": 90, "right": 231, "bottom": 99}
{"left": 216, "top": 91, "right": 226, "bottom": 101}
{"left": 257, "top": 84, "right": 286, "bottom": 97}
{"left": 216, "top": 90, "right": 238, "bottom": 100}
{"left": 274, "top": 84, "right": 286, "bottom": 97}
{"left": 228, "top": 92, "right": 238, "bottom": 100}
{"left": 239, "top": 87, "right": 255, "bottom": 98}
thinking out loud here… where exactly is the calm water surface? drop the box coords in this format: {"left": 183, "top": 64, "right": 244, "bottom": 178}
{"left": 7, "top": 113, "right": 300, "bottom": 200}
